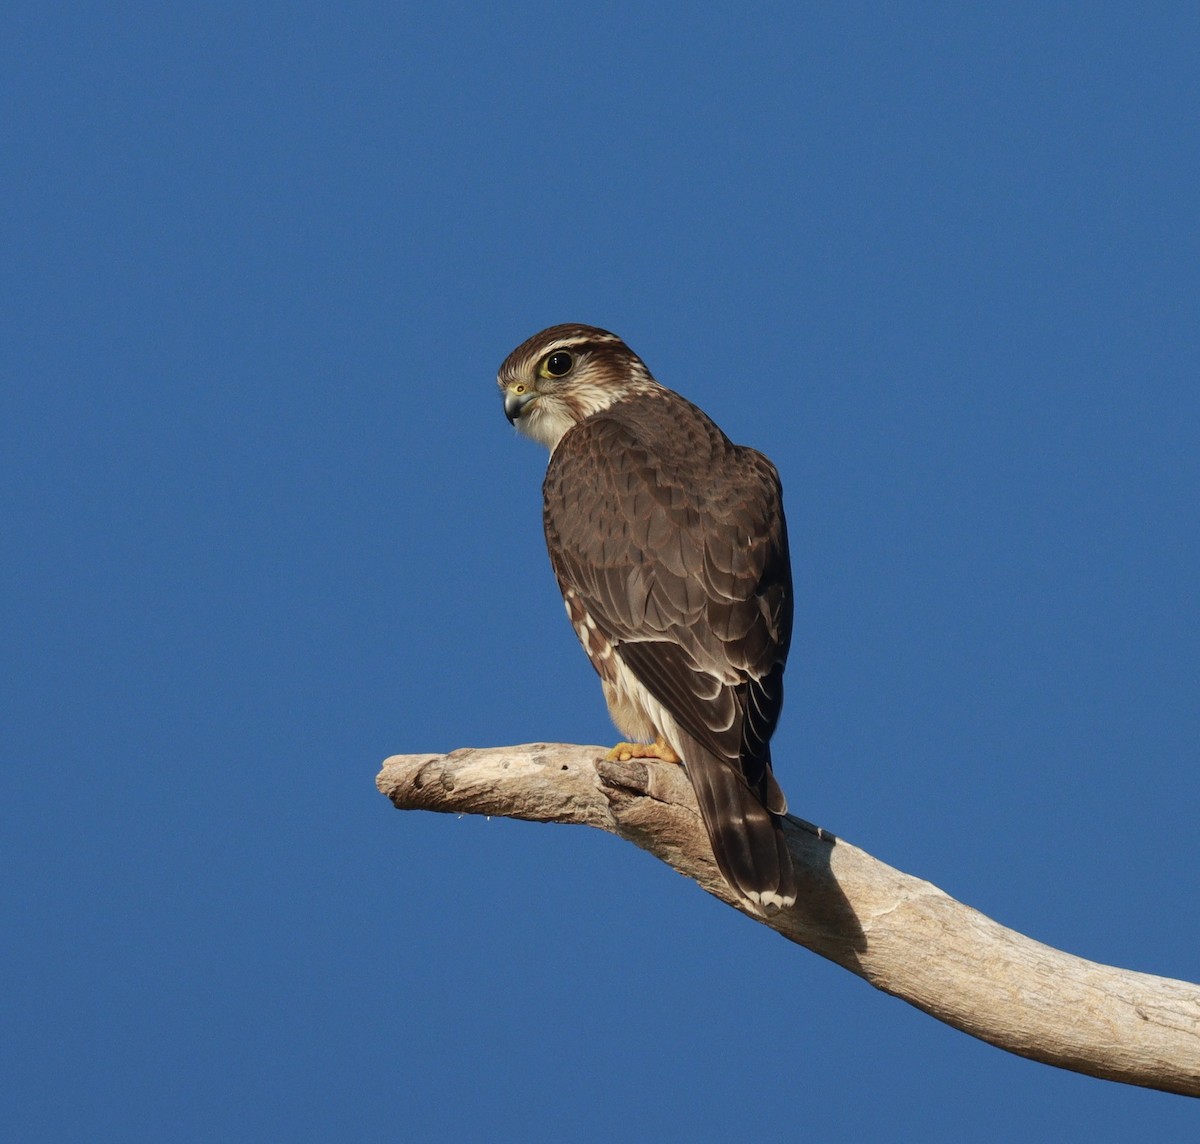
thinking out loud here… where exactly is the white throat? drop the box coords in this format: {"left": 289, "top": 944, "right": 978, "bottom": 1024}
{"left": 519, "top": 383, "right": 631, "bottom": 454}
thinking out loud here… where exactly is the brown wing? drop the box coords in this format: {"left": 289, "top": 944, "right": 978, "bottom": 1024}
{"left": 542, "top": 390, "right": 796, "bottom": 908}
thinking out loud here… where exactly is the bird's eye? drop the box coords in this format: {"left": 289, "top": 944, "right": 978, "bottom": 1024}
{"left": 542, "top": 351, "right": 574, "bottom": 378}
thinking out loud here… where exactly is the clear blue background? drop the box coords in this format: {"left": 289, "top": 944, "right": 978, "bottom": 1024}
{"left": 3, "top": 3, "right": 1197, "bottom": 1140}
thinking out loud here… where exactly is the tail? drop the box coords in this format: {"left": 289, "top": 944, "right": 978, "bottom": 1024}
{"left": 677, "top": 732, "right": 797, "bottom": 913}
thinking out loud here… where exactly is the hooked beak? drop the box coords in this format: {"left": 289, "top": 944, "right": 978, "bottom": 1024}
{"left": 504, "top": 388, "right": 537, "bottom": 424}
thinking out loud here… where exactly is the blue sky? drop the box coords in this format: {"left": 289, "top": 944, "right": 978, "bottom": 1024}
{"left": 3, "top": 3, "right": 1198, "bottom": 1140}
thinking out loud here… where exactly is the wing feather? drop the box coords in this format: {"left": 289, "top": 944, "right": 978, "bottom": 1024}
{"left": 542, "top": 391, "right": 793, "bottom": 809}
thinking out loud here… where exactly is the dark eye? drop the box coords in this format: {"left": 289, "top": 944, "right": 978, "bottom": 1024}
{"left": 544, "top": 351, "right": 573, "bottom": 377}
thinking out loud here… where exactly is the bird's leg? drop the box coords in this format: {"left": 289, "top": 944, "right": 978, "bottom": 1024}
{"left": 604, "top": 735, "right": 682, "bottom": 764}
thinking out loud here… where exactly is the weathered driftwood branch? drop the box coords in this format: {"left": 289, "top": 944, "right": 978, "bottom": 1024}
{"left": 377, "top": 743, "right": 1200, "bottom": 1098}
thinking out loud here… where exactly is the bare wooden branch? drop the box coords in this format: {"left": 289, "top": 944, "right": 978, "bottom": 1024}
{"left": 377, "top": 743, "right": 1200, "bottom": 1098}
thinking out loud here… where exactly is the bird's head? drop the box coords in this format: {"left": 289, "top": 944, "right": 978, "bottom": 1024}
{"left": 498, "top": 324, "right": 659, "bottom": 451}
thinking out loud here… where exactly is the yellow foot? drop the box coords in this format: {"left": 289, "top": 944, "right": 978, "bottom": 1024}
{"left": 604, "top": 736, "right": 682, "bottom": 764}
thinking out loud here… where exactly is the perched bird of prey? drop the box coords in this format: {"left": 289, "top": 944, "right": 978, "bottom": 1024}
{"left": 499, "top": 324, "right": 797, "bottom": 913}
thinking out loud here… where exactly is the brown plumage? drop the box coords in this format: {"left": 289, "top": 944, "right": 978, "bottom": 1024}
{"left": 499, "top": 324, "right": 797, "bottom": 912}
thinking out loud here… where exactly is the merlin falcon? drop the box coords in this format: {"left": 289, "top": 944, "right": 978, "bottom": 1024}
{"left": 499, "top": 324, "right": 797, "bottom": 912}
